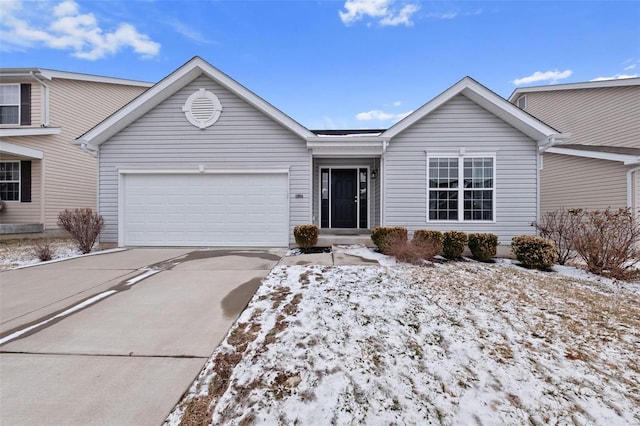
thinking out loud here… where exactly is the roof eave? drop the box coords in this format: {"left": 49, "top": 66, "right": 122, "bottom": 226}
{"left": 79, "top": 57, "right": 314, "bottom": 147}
{"left": 382, "top": 76, "right": 560, "bottom": 141}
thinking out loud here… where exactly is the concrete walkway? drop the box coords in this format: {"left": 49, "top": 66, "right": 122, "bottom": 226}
{"left": 0, "top": 248, "right": 284, "bottom": 426}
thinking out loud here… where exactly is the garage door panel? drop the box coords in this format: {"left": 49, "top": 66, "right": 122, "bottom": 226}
{"left": 123, "top": 173, "right": 288, "bottom": 247}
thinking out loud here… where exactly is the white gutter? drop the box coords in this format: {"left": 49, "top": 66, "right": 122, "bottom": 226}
{"left": 627, "top": 167, "right": 640, "bottom": 209}
{"left": 29, "top": 71, "right": 52, "bottom": 126}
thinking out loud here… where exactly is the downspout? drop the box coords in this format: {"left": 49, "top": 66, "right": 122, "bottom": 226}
{"left": 381, "top": 140, "right": 388, "bottom": 226}
{"left": 29, "top": 71, "right": 51, "bottom": 126}
{"left": 627, "top": 166, "right": 640, "bottom": 209}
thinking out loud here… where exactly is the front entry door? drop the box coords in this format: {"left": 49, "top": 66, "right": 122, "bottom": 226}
{"left": 331, "top": 169, "right": 357, "bottom": 228}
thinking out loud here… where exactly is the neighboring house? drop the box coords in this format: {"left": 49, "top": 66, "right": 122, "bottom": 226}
{"left": 0, "top": 68, "right": 152, "bottom": 235}
{"left": 509, "top": 78, "right": 640, "bottom": 217}
{"left": 75, "top": 56, "right": 563, "bottom": 248}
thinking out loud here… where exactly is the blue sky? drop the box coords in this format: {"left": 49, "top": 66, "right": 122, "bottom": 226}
{"left": 1, "top": 0, "right": 638, "bottom": 129}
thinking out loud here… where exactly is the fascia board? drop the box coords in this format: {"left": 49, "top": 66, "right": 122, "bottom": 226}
{"left": 0, "top": 141, "right": 44, "bottom": 159}
{"left": 546, "top": 147, "right": 640, "bottom": 165}
{"left": 383, "top": 77, "right": 557, "bottom": 141}
{"left": 0, "top": 127, "right": 61, "bottom": 137}
{"left": 79, "top": 66, "right": 203, "bottom": 146}
{"left": 508, "top": 78, "right": 640, "bottom": 101}
{"left": 195, "top": 59, "right": 314, "bottom": 139}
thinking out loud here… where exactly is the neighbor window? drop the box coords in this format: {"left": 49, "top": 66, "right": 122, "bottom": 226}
{"left": 428, "top": 156, "right": 494, "bottom": 221}
{"left": 0, "top": 84, "right": 20, "bottom": 125}
{"left": 0, "top": 161, "right": 20, "bottom": 201}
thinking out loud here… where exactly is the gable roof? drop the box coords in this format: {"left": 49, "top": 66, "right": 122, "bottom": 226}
{"left": 77, "top": 56, "right": 314, "bottom": 147}
{"left": 508, "top": 77, "right": 640, "bottom": 101}
{"left": 382, "top": 76, "right": 563, "bottom": 143}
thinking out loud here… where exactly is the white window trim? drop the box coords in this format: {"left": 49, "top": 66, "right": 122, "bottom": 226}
{"left": 318, "top": 165, "right": 371, "bottom": 229}
{"left": 426, "top": 153, "right": 497, "bottom": 223}
{"left": 0, "top": 84, "right": 21, "bottom": 126}
{"left": 0, "top": 160, "right": 21, "bottom": 202}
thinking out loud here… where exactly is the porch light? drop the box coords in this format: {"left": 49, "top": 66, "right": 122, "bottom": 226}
{"left": 371, "top": 169, "right": 378, "bottom": 179}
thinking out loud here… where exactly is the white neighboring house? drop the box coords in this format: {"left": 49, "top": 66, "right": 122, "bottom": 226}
{"left": 509, "top": 78, "right": 640, "bottom": 218}
{"left": 76, "top": 56, "right": 564, "bottom": 248}
{"left": 0, "top": 68, "right": 152, "bottom": 235}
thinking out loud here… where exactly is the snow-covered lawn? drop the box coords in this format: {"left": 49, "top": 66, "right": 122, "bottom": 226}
{"left": 0, "top": 238, "right": 83, "bottom": 270}
{"left": 168, "top": 251, "right": 640, "bottom": 425}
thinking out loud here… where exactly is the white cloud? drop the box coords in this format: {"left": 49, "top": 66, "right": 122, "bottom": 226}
{"left": 624, "top": 64, "right": 637, "bottom": 71}
{"left": 356, "top": 109, "right": 412, "bottom": 122}
{"left": 512, "top": 70, "right": 573, "bottom": 85}
{"left": 590, "top": 74, "right": 638, "bottom": 82}
{"left": 339, "top": 0, "right": 420, "bottom": 27}
{"left": 424, "top": 12, "right": 458, "bottom": 19}
{"left": 0, "top": 0, "right": 160, "bottom": 60}
{"left": 166, "top": 20, "right": 216, "bottom": 45}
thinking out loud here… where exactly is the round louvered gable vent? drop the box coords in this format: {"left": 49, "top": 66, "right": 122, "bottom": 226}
{"left": 182, "top": 88, "right": 223, "bottom": 129}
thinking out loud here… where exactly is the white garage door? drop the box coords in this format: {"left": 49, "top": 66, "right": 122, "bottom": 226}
{"left": 122, "top": 173, "right": 289, "bottom": 246}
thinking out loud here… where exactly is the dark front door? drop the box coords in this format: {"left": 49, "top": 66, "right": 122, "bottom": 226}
{"left": 331, "top": 169, "right": 357, "bottom": 228}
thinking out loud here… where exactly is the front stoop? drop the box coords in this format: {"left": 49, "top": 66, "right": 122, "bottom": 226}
{"left": 316, "top": 229, "right": 373, "bottom": 247}
{"left": 317, "top": 235, "right": 374, "bottom": 247}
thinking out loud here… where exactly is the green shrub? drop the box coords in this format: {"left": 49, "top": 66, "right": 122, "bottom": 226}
{"left": 511, "top": 235, "right": 558, "bottom": 270}
{"left": 293, "top": 224, "right": 319, "bottom": 249}
{"left": 442, "top": 231, "right": 468, "bottom": 259}
{"left": 412, "top": 230, "right": 443, "bottom": 255}
{"left": 468, "top": 233, "right": 498, "bottom": 262}
{"left": 57, "top": 208, "right": 104, "bottom": 254}
{"left": 371, "top": 226, "right": 408, "bottom": 254}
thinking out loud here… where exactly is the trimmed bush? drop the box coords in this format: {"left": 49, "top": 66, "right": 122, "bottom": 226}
{"left": 468, "top": 233, "right": 498, "bottom": 262}
{"left": 293, "top": 224, "right": 319, "bottom": 250}
{"left": 511, "top": 235, "right": 558, "bottom": 270}
{"left": 412, "top": 230, "right": 443, "bottom": 255}
{"left": 442, "top": 231, "right": 468, "bottom": 260}
{"left": 371, "top": 226, "right": 408, "bottom": 254}
{"left": 57, "top": 208, "right": 104, "bottom": 254}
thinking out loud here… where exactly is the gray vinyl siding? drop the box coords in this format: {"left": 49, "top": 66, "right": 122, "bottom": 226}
{"left": 522, "top": 85, "right": 639, "bottom": 149}
{"left": 541, "top": 153, "right": 628, "bottom": 214}
{"left": 99, "top": 75, "right": 310, "bottom": 245}
{"left": 312, "top": 158, "right": 380, "bottom": 229}
{"left": 384, "top": 94, "right": 538, "bottom": 244}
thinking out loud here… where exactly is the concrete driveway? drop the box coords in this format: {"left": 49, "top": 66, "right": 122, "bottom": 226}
{"left": 0, "top": 248, "right": 284, "bottom": 425}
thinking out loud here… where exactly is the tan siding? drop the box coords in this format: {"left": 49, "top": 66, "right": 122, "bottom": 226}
{"left": 0, "top": 78, "right": 43, "bottom": 127}
{"left": 523, "top": 86, "right": 640, "bottom": 149}
{"left": 635, "top": 170, "right": 640, "bottom": 214}
{"left": 540, "top": 153, "right": 627, "bottom": 214}
{"left": 384, "top": 94, "right": 539, "bottom": 244}
{"left": 0, "top": 155, "right": 41, "bottom": 224}
{"left": 0, "top": 79, "right": 147, "bottom": 228}
{"left": 99, "top": 75, "right": 310, "bottom": 244}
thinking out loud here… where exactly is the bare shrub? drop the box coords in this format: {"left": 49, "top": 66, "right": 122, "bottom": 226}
{"left": 468, "top": 233, "right": 498, "bottom": 262}
{"left": 573, "top": 208, "right": 640, "bottom": 279}
{"left": 442, "top": 231, "right": 468, "bottom": 260}
{"left": 57, "top": 208, "right": 104, "bottom": 254}
{"left": 511, "top": 235, "right": 558, "bottom": 270}
{"left": 32, "top": 239, "right": 54, "bottom": 261}
{"left": 385, "top": 233, "right": 437, "bottom": 264}
{"left": 412, "top": 230, "right": 443, "bottom": 255}
{"left": 371, "top": 226, "right": 408, "bottom": 254}
{"left": 294, "top": 224, "right": 319, "bottom": 250}
{"left": 534, "top": 208, "right": 583, "bottom": 265}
